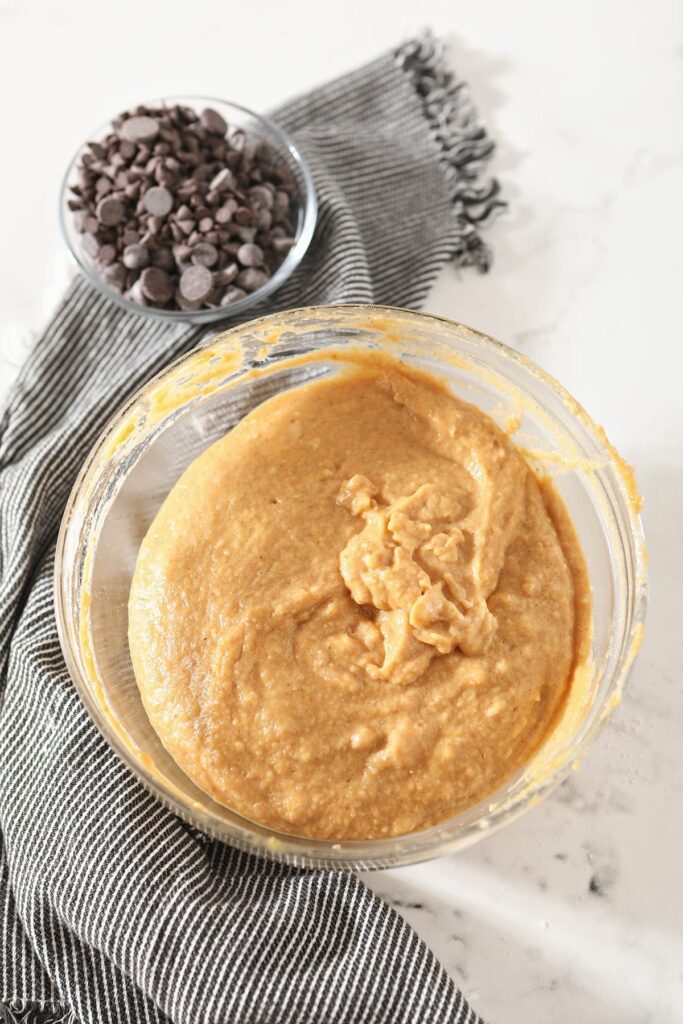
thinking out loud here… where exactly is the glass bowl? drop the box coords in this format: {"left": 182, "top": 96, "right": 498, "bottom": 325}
{"left": 59, "top": 96, "right": 317, "bottom": 324}
{"left": 55, "top": 305, "right": 647, "bottom": 870}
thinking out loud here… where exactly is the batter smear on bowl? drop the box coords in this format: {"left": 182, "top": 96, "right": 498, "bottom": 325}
{"left": 128, "top": 354, "right": 591, "bottom": 840}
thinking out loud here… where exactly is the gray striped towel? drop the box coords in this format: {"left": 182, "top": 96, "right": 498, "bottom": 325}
{"left": 0, "top": 34, "right": 501, "bottom": 1024}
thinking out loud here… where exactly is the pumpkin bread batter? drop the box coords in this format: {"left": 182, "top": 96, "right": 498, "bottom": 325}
{"left": 129, "top": 356, "right": 590, "bottom": 840}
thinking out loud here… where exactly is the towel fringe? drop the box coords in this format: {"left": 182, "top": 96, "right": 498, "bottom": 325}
{"left": 396, "top": 33, "right": 506, "bottom": 271}
{"left": 1, "top": 1002, "right": 79, "bottom": 1024}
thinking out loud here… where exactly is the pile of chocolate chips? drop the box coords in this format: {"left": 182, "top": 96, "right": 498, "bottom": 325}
{"left": 67, "top": 103, "right": 298, "bottom": 311}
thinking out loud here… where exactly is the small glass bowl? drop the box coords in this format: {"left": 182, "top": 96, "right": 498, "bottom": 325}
{"left": 59, "top": 96, "right": 318, "bottom": 324}
{"left": 55, "top": 306, "right": 647, "bottom": 870}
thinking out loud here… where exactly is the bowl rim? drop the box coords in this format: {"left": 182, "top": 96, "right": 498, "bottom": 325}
{"left": 54, "top": 303, "right": 648, "bottom": 869}
{"left": 58, "top": 94, "right": 318, "bottom": 324}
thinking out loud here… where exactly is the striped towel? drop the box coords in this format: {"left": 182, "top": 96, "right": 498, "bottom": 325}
{"left": 0, "top": 34, "right": 501, "bottom": 1024}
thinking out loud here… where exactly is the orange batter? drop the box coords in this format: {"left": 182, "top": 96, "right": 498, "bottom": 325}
{"left": 128, "top": 356, "right": 590, "bottom": 840}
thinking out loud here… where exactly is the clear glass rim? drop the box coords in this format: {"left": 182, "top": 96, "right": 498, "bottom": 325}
{"left": 58, "top": 95, "right": 318, "bottom": 324}
{"left": 54, "top": 304, "right": 648, "bottom": 869}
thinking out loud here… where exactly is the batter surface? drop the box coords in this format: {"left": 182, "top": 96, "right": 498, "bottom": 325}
{"left": 129, "top": 356, "right": 590, "bottom": 840}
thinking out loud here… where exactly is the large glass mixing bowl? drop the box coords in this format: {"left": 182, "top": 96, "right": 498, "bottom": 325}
{"left": 55, "top": 305, "right": 647, "bottom": 869}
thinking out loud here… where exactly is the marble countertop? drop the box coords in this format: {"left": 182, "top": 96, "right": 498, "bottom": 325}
{"left": 1, "top": 1, "right": 681, "bottom": 1021}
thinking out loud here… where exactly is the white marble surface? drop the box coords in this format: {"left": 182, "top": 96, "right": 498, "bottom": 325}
{"left": 1, "top": 1, "right": 682, "bottom": 1021}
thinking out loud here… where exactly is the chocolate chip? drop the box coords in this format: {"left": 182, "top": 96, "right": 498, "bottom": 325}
{"left": 249, "top": 185, "right": 274, "bottom": 209}
{"left": 173, "top": 243, "right": 193, "bottom": 264}
{"left": 216, "top": 263, "right": 238, "bottom": 286}
{"left": 233, "top": 225, "right": 257, "bottom": 243}
{"left": 96, "top": 195, "right": 124, "bottom": 226}
{"left": 120, "top": 116, "right": 159, "bottom": 144}
{"left": 102, "top": 263, "right": 126, "bottom": 292}
{"left": 273, "top": 191, "right": 290, "bottom": 220}
{"left": 216, "top": 199, "right": 237, "bottom": 224}
{"left": 126, "top": 279, "right": 148, "bottom": 305}
{"left": 147, "top": 214, "right": 164, "bottom": 234}
{"left": 200, "top": 108, "right": 228, "bottom": 136}
{"left": 122, "top": 243, "right": 149, "bottom": 269}
{"left": 220, "top": 286, "right": 247, "bottom": 305}
{"left": 179, "top": 264, "right": 213, "bottom": 303}
{"left": 209, "top": 168, "right": 236, "bottom": 192}
{"left": 272, "top": 236, "right": 295, "bottom": 255}
{"left": 276, "top": 166, "right": 295, "bottom": 188}
{"left": 237, "top": 243, "right": 263, "bottom": 267}
{"left": 143, "top": 185, "right": 173, "bottom": 217}
{"left": 97, "top": 244, "right": 117, "bottom": 265}
{"left": 151, "top": 247, "right": 175, "bottom": 271}
{"left": 236, "top": 268, "right": 269, "bottom": 292}
{"left": 198, "top": 216, "right": 214, "bottom": 233}
{"left": 253, "top": 208, "right": 272, "bottom": 231}
{"left": 191, "top": 242, "right": 218, "bottom": 268}
{"left": 175, "top": 290, "right": 202, "bottom": 311}
{"left": 241, "top": 138, "right": 257, "bottom": 166}
{"left": 140, "top": 267, "right": 174, "bottom": 304}
{"left": 234, "top": 206, "right": 253, "bottom": 225}
{"left": 83, "top": 233, "right": 100, "bottom": 258}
